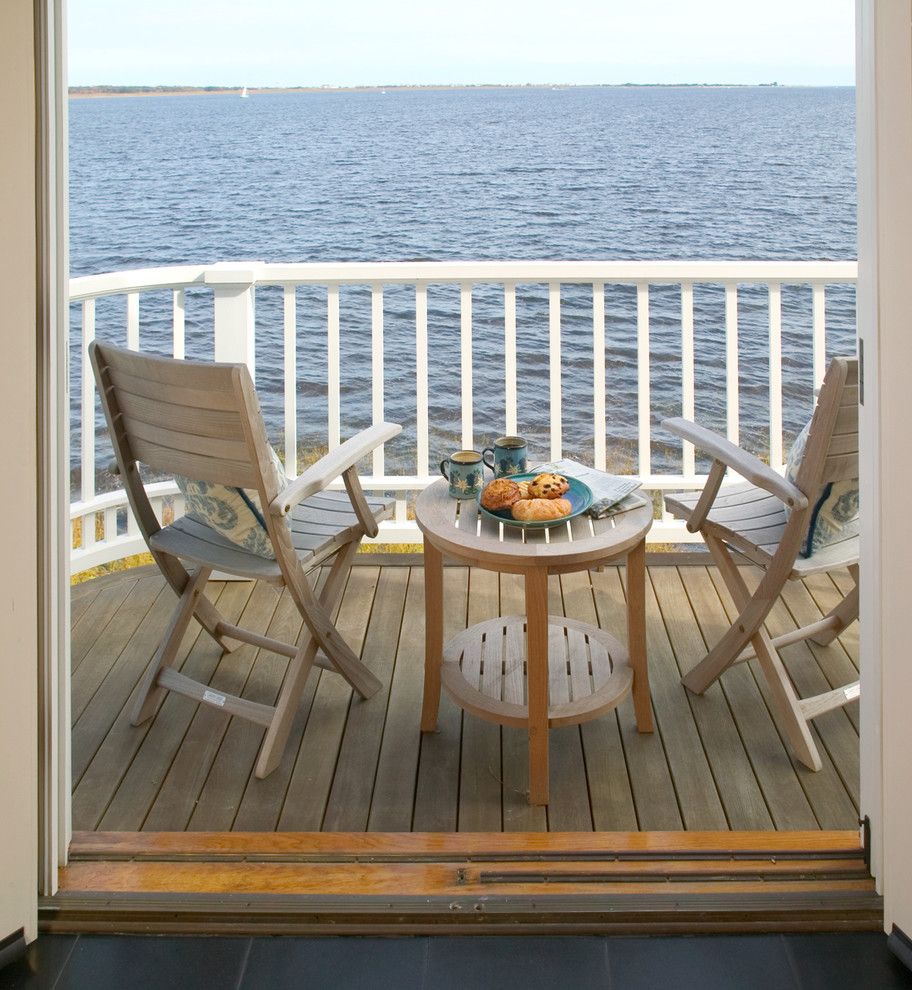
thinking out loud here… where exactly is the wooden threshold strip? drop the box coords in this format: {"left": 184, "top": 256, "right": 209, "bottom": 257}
{"left": 44, "top": 829, "right": 881, "bottom": 935}
{"left": 70, "top": 829, "right": 863, "bottom": 860}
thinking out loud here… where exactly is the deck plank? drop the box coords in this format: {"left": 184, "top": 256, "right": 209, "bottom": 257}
{"left": 560, "top": 569, "right": 637, "bottom": 832}
{"left": 92, "top": 581, "right": 254, "bottom": 831}
{"left": 276, "top": 567, "right": 380, "bottom": 831}
{"left": 230, "top": 571, "right": 334, "bottom": 832}
{"left": 499, "top": 573, "right": 548, "bottom": 832}
{"left": 457, "top": 567, "right": 503, "bottom": 831}
{"left": 708, "top": 567, "right": 859, "bottom": 828}
{"left": 589, "top": 566, "right": 684, "bottom": 830}
{"left": 322, "top": 567, "right": 410, "bottom": 831}
{"left": 412, "top": 567, "right": 469, "bottom": 831}
{"left": 71, "top": 562, "right": 861, "bottom": 834}
{"left": 546, "top": 575, "right": 594, "bottom": 831}
{"left": 71, "top": 575, "right": 141, "bottom": 672}
{"left": 70, "top": 581, "right": 230, "bottom": 830}
{"left": 368, "top": 567, "right": 428, "bottom": 831}
{"left": 676, "top": 566, "right": 819, "bottom": 830}
{"left": 649, "top": 566, "right": 774, "bottom": 830}
{"left": 71, "top": 575, "right": 165, "bottom": 718}
{"left": 143, "top": 580, "right": 282, "bottom": 831}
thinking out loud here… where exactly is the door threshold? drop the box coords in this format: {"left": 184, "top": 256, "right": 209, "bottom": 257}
{"left": 45, "top": 830, "right": 882, "bottom": 935}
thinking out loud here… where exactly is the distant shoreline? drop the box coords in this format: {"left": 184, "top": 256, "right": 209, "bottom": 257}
{"left": 68, "top": 81, "right": 841, "bottom": 100}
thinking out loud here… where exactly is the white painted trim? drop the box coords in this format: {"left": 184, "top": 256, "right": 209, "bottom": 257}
{"left": 856, "top": 0, "right": 912, "bottom": 931}
{"left": 35, "top": 0, "right": 71, "bottom": 894}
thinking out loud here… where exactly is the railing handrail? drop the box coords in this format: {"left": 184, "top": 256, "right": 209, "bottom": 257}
{"left": 70, "top": 259, "right": 859, "bottom": 299}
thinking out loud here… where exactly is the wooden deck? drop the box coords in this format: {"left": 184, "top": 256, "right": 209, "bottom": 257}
{"left": 69, "top": 557, "right": 860, "bottom": 834}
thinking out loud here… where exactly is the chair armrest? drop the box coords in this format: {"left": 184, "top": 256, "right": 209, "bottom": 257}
{"left": 269, "top": 422, "right": 402, "bottom": 517}
{"left": 662, "top": 417, "right": 808, "bottom": 510}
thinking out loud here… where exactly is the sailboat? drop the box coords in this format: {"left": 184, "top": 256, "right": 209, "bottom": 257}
{"left": 240, "top": 86, "right": 249, "bottom": 98}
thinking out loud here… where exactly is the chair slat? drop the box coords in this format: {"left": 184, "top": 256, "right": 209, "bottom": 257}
{"left": 123, "top": 415, "right": 252, "bottom": 462}
{"left": 129, "top": 436, "right": 259, "bottom": 488}
{"left": 108, "top": 367, "right": 239, "bottom": 411}
{"left": 116, "top": 391, "right": 247, "bottom": 442}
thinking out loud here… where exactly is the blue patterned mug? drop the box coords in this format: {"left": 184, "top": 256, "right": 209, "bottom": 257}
{"left": 440, "top": 450, "right": 486, "bottom": 499}
{"left": 482, "top": 436, "right": 528, "bottom": 478}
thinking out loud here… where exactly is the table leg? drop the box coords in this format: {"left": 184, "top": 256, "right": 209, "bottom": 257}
{"left": 421, "top": 539, "right": 444, "bottom": 732}
{"left": 525, "top": 567, "right": 550, "bottom": 805}
{"left": 626, "top": 539, "right": 654, "bottom": 733}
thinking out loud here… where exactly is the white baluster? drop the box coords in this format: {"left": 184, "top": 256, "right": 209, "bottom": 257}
{"left": 81, "top": 299, "right": 95, "bottom": 507}
{"left": 812, "top": 283, "right": 826, "bottom": 392}
{"left": 371, "top": 284, "right": 385, "bottom": 477}
{"left": 104, "top": 507, "right": 117, "bottom": 543}
{"left": 637, "top": 283, "right": 651, "bottom": 478}
{"left": 504, "top": 282, "right": 517, "bottom": 436}
{"left": 592, "top": 282, "right": 606, "bottom": 471}
{"left": 768, "top": 282, "right": 783, "bottom": 469}
{"left": 415, "top": 284, "right": 429, "bottom": 478}
{"left": 549, "top": 282, "right": 562, "bottom": 460}
{"left": 172, "top": 288, "right": 185, "bottom": 359}
{"left": 126, "top": 291, "right": 139, "bottom": 350}
{"left": 283, "top": 285, "right": 297, "bottom": 478}
{"left": 460, "top": 282, "right": 473, "bottom": 450}
{"left": 327, "top": 284, "right": 340, "bottom": 450}
{"left": 725, "top": 283, "right": 739, "bottom": 445}
{"left": 681, "top": 282, "right": 695, "bottom": 478}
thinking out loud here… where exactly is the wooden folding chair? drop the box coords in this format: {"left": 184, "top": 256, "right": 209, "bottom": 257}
{"left": 90, "top": 340, "right": 401, "bottom": 778}
{"left": 663, "top": 356, "right": 859, "bottom": 771}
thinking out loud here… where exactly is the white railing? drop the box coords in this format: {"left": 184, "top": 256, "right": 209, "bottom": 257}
{"left": 69, "top": 259, "right": 858, "bottom": 572}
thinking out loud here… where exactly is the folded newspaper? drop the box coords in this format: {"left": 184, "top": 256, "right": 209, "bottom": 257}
{"left": 533, "top": 458, "right": 646, "bottom": 519}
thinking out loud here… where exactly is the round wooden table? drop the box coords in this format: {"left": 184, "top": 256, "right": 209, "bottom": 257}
{"left": 415, "top": 479, "right": 654, "bottom": 806}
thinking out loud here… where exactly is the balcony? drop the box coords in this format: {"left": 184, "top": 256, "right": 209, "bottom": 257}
{"left": 67, "top": 259, "right": 860, "bottom": 835}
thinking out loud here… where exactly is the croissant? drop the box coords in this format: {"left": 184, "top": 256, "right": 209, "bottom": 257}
{"left": 511, "top": 497, "right": 572, "bottom": 521}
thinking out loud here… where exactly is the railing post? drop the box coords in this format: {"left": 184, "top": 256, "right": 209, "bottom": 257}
{"left": 205, "top": 263, "right": 261, "bottom": 377}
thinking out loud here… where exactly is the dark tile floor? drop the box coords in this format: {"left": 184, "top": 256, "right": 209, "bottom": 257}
{"left": 1, "top": 932, "right": 910, "bottom": 989}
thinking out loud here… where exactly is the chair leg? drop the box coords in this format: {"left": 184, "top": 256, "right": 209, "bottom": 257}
{"left": 131, "top": 566, "right": 212, "bottom": 726}
{"left": 154, "top": 551, "right": 239, "bottom": 654}
{"left": 287, "top": 545, "right": 382, "bottom": 700}
{"left": 809, "top": 565, "right": 859, "bottom": 646}
{"left": 706, "top": 538, "right": 822, "bottom": 771}
{"left": 681, "top": 535, "right": 775, "bottom": 695}
{"left": 254, "top": 542, "right": 361, "bottom": 779}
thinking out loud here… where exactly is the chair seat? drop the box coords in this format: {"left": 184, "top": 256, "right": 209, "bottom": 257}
{"left": 665, "top": 482, "right": 858, "bottom": 578}
{"left": 150, "top": 490, "right": 395, "bottom": 582}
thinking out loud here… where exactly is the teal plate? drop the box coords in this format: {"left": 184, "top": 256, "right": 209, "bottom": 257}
{"left": 477, "top": 473, "right": 593, "bottom": 529}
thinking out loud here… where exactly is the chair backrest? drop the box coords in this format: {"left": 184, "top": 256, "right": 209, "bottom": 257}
{"left": 89, "top": 341, "right": 282, "bottom": 541}
{"left": 791, "top": 356, "right": 858, "bottom": 498}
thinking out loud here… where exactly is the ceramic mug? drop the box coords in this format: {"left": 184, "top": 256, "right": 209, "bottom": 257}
{"left": 482, "top": 435, "right": 528, "bottom": 478}
{"left": 440, "top": 450, "right": 486, "bottom": 499}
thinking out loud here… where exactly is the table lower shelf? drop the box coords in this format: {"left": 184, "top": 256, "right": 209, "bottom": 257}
{"left": 441, "top": 614, "right": 632, "bottom": 729}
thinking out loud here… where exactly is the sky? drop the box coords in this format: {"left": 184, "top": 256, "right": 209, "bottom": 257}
{"left": 68, "top": 0, "right": 856, "bottom": 88}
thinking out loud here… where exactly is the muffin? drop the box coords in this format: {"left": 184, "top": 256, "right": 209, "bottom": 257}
{"left": 480, "top": 478, "right": 522, "bottom": 512}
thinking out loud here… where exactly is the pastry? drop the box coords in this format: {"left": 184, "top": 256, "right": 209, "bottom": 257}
{"left": 528, "top": 472, "right": 570, "bottom": 499}
{"left": 511, "top": 497, "right": 572, "bottom": 521}
{"left": 515, "top": 480, "right": 532, "bottom": 499}
{"left": 480, "top": 478, "right": 521, "bottom": 512}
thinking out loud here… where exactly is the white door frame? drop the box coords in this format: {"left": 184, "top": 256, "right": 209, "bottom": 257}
{"left": 35, "top": 0, "right": 71, "bottom": 895}
{"left": 856, "top": 0, "right": 912, "bottom": 931}
{"left": 25, "top": 0, "right": 897, "bottom": 930}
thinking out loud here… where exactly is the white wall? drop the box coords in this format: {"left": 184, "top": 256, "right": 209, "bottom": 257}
{"left": 0, "top": 0, "right": 40, "bottom": 943}
{"left": 856, "top": 0, "right": 912, "bottom": 936}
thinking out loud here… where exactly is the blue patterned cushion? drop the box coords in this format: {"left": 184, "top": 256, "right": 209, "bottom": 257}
{"left": 175, "top": 447, "right": 287, "bottom": 559}
{"left": 784, "top": 420, "right": 859, "bottom": 558}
